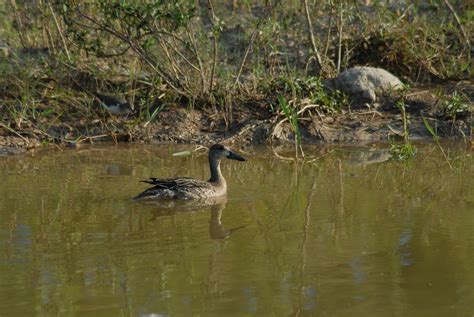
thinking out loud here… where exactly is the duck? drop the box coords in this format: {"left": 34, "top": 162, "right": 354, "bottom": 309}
{"left": 93, "top": 92, "right": 133, "bottom": 115}
{"left": 70, "top": 78, "right": 133, "bottom": 115}
{"left": 133, "top": 144, "right": 246, "bottom": 201}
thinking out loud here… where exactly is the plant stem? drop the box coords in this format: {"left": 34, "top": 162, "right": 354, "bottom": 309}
{"left": 232, "top": 5, "right": 273, "bottom": 90}
{"left": 336, "top": 3, "right": 343, "bottom": 73}
{"left": 443, "top": 0, "right": 471, "bottom": 49}
{"left": 303, "top": 0, "right": 322, "bottom": 73}
{"left": 48, "top": 2, "right": 71, "bottom": 61}
{"left": 207, "top": 0, "right": 218, "bottom": 94}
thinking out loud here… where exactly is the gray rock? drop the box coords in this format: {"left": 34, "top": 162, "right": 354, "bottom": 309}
{"left": 327, "top": 66, "right": 404, "bottom": 107}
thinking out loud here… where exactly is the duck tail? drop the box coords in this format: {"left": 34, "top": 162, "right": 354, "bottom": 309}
{"left": 140, "top": 177, "right": 159, "bottom": 185}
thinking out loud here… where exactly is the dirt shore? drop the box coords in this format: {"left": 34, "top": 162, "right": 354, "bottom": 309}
{"left": 1, "top": 83, "right": 471, "bottom": 157}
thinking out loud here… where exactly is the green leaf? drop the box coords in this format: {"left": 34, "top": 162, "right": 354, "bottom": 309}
{"left": 421, "top": 115, "right": 438, "bottom": 140}
{"left": 172, "top": 151, "right": 192, "bottom": 157}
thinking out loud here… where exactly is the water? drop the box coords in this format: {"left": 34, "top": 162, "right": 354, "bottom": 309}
{"left": 0, "top": 143, "right": 473, "bottom": 316}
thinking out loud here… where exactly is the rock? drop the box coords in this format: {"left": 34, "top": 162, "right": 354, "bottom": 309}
{"left": 327, "top": 66, "right": 404, "bottom": 107}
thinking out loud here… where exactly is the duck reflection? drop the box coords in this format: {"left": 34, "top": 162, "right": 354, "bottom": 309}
{"left": 208, "top": 202, "right": 246, "bottom": 240}
{"left": 145, "top": 197, "right": 246, "bottom": 240}
{"left": 344, "top": 147, "right": 391, "bottom": 166}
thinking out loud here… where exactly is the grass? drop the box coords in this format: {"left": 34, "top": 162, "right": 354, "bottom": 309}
{"left": 390, "top": 141, "right": 417, "bottom": 161}
{"left": 441, "top": 91, "right": 470, "bottom": 119}
{"left": 390, "top": 98, "right": 417, "bottom": 161}
{"left": 277, "top": 95, "right": 302, "bottom": 157}
{"left": 0, "top": 0, "right": 472, "bottom": 145}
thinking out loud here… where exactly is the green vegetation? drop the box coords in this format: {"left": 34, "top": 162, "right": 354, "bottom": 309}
{"left": 0, "top": 0, "right": 472, "bottom": 145}
{"left": 277, "top": 95, "right": 302, "bottom": 157}
{"left": 390, "top": 141, "right": 417, "bottom": 161}
{"left": 441, "top": 91, "right": 470, "bottom": 119}
{"left": 390, "top": 98, "right": 417, "bottom": 161}
{"left": 421, "top": 115, "right": 454, "bottom": 170}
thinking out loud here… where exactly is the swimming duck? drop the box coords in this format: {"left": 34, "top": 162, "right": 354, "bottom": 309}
{"left": 133, "top": 144, "right": 246, "bottom": 201}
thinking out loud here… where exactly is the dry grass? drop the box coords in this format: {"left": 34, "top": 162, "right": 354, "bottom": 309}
{"left": 0, "top": 0, "right": 472, "bottom": 145}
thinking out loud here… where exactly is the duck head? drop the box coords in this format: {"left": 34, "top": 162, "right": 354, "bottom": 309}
{"left": 209, "top": 144, "right": 246, "bottom": 162}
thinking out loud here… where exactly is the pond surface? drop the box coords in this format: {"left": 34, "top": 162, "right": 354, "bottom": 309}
{"left": 0, "top": 143, "right": 473, "bottom": 316}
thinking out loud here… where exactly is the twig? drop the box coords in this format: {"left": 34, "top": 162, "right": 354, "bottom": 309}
{"left": 387, "top": 124, "right": 404, "bottom": 137}
{"left": 405, "top": 90, "right": 430, "bottom": 97}
{"left": 158, "top": 39, "right": 189, "bottom": 89}
{"left": 323, "top": 2, "right": 334, "bottom": 59}
{"left": 274, "top": 104, "right": 320, "bottom": 128}
{"left": 336, "top": 3, "right": 344, "bottom": 73}
{"left": 358, "top": 110, "right": 383, "bottom": 117}
{"left": 271, "top": 104, "right": 320, "bottom": 145}
{"left": 75, "top": 8, "right": 187, "bottom": 96}
{"left": 75, "top": 134, "right": 110, "bottom": 143}
{"left": 10, "top": 0, "right": 29, "bottom": 48}
{"left": 0, "top": 122, "right": 30, "bottom": 144}
{"left": 96, "top": 44, "right": 132, "bottom": 58}
{"left": 186, "top": 28, "right": 207, "bottom": 94}
{"left": 303, "top": 0, "right": 322, "bottom": 73}
{"left": 232, "top": 5, "right": 273, "bottom": 90}
{"left": 165, "top": 34, "right": 201, "bottom": 73}
{"left": 207, "top": 0, "right": 219, "bottom": 93}
{"left": 443, "top": 0, "right": 471, "bottom": 48}
{"left": 48, "top": 2, "right": 71, "bottom": 61}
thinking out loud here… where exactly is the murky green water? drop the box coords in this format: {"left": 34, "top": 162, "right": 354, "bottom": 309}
{"left": 0, "top": 143, "right": 473, "bottom": 316}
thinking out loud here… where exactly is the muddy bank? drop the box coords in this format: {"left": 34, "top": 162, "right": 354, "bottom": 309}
{"left": 0, "top": 85, "right": 471, "bottom": 156}
{"left": 144, "top": 90, "right": 471, "bottom": 146}
{"left": 1, "top": 1, "right": 472, "bottom": 156}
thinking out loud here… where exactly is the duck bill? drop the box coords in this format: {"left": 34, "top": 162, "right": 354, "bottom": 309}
{"left": 228, "top": 151, "right": 246, "bottom": 161}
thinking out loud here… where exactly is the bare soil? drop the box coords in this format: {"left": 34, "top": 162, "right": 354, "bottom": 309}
{"left": 0, "top": 83, "right": 472, "bottom": 156}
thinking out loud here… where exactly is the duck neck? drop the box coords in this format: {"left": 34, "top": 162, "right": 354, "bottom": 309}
{"left": 208, "top": 157, "right": 226, "bottom": 186}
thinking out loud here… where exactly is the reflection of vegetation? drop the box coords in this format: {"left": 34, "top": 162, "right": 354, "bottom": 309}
{"left": 422, "top": 115, "right": 454, "bottom": 170}
{"left": 390, "top": 141, "right": 417, "bottom": 161}
{"left": 0, "top": 144, "right": 473, "bottom": 315}
{"left": 390, "top": 99, "right": 417, "bottom": 161}
{"left": 277, "top": 95, "right": 302, "bottom": 157}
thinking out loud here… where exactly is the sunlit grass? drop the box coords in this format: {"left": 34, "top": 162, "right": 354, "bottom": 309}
{"left": 0, "top": 0, "right": 471, "bottom": 145}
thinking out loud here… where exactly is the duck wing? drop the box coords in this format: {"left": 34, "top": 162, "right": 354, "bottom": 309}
{"left": 93, "top": 92, "right": 127, "bottom": 105}
{"left": 140, "top": 177, "right": 195, "bottom": 188}
{"left": 134, "top": 177, "right": 215, "bottom": 200}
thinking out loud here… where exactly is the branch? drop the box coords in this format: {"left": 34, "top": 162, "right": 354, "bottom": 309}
{"left": 303, "top": 0, "right": 322, "bottom": 73}
{"left": 336, "top": 3, "right": 344, "bottom": 74}
{"left": 207, "top": 0, "right": 218, "bottom": 93}
{"left": 443, "top": 0, "right": 471, "bottom": 48}
{"left": 186, "top": 28, "right": 207, "bottom": 94}
{"left": 232, "top": 5, "right": 273, "bottom": 90}
{"left": 48, "top": 2, "right": 71, "bottom": 61}
{"left": 158, "top": 39, "right": 184, "bottom": 79}
{"left": 158, "top": 38, "right": 191, "bottom": 91}
{"left": 76, "top": 7, "right": 189, "bottom": 96}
